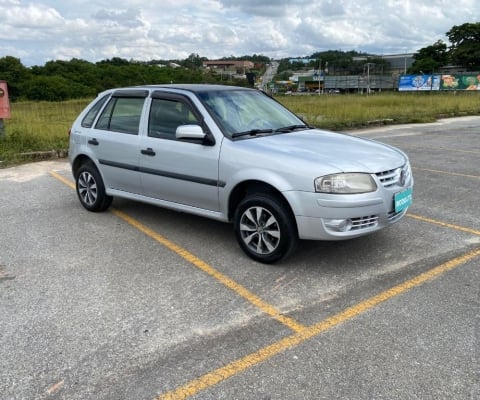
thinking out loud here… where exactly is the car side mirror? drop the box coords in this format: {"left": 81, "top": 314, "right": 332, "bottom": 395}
{"left": 176, "top": 124, "right": 215, "bottom": 146}
{"left": 176, "top": 124, "right": 205, "bottom": 140}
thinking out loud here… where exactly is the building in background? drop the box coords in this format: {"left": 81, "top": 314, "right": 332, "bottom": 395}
{"left": 202, "top": 60, "right": 255, "bottom": 79}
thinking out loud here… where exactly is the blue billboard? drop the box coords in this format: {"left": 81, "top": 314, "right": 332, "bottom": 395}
{"left": 398, "top": 75, "right": 440, "bottom": 91}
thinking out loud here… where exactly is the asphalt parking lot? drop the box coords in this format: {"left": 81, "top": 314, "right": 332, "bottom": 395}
{"left": 1, "top": 116, "right": 479, "bottom": 400}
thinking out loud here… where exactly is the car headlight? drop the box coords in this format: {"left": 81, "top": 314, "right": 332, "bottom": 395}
{"left": 315, "top": 173, "right": 377, "bottom": 194}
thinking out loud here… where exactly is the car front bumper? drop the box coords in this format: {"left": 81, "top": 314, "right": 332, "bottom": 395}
{"left": 283, "top": 184, "right": 413, "bottom": 240}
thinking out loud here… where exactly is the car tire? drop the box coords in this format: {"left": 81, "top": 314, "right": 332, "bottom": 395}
{"left": 234, "top": 193, "right": 298, "bottom": 263}
{"left": 75, "top": 161, "right": 113, "bottom": 212}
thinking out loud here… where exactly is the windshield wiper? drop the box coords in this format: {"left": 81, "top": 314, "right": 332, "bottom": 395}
{"left": 275, "top": 124, "right": 313, "bottom": 133}
{"left": 231, "top": 128, "right": 274, "bottom": 138}
{"left": 231, "top": 124, "right": 313, "bottom": 138}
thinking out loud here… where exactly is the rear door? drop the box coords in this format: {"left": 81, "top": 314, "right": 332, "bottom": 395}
{"left": 138, "top": 92, "right": 222, "bottom": 211}
{"left": 87, "top": 90, "right": 147, "bottom": 194}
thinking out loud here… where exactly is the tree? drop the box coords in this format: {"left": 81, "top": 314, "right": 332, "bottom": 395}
{"left": 447, "top": 22, "right": 480, "bottom": 70}
{"left": 410, "top": 40, "right": 448, "bottom": 73}
{"left": 0, "top": 56, "right": 31, "bottom": 100}
{"left": 181, "top": 53, "right": 206, "bottom": 69}
{"left": 21, "top": 76, "right": 70, "bottom": 101}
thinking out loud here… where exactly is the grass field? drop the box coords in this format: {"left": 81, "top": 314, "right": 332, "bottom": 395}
{"left": 280, "top": 91, "right": 480, "bottom": 130}
{"left": 1, "top": 92, "right": 479, "bottom": 167}
{"left": 0, "top": 99, "right": 90, "bottom": 166}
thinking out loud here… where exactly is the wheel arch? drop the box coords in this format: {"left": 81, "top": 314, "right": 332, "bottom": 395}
{"left": 228, "top": 180, "right": 297, "bottom": 230}
{"left": 74, "top": 156, "right": 113, "bottom": 212}
{"left": 231, "top": 181, "right": 299, "bottom": 263}
{"left": 71, "top": 154, "right": 97, "bottom": 178}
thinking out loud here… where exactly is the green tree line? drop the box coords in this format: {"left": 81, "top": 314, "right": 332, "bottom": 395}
{"left": 275, "top": 50, "right": 390, "bottom": 79}
{"left": 0, "top": 55, "right": 257, "bottom": 102}
{"left": 0, "top": 56, "right": 216, "bottom": 102}
{"left": 410, "top": 22, "right": 480, "bottom": 73}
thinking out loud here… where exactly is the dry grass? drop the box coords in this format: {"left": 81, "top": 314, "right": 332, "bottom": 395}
{"left": 278, "top": 91, "right": 480, "bottom": 130}
{"left": 1, "top": 92, "right": 479, "bottom": 167}
{"left": 0, "top": 99, "right": 90, "bottom": 166}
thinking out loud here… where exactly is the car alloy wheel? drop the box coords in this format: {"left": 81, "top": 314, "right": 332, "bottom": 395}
{"left": 75, "top": 161, "right": 113, "bottom": 212}
{"left": 234, "top": 193, "right": 298, "bottom": 263}
{"left": 78, "top": 170, "right": 98, "bottom": 207}
{"left": 239, "top": 206, "right": 281, "bottom": 255}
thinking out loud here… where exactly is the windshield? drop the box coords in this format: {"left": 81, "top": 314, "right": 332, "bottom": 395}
{"left": 197, "top": 89, "right": 306, "bottom": 139}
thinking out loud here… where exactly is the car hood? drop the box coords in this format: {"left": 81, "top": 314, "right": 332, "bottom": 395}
{"left": 232, "top": 129, "right": 407, "bottom": 174}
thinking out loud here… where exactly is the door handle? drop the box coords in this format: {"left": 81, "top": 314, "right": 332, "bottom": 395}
{"left": 88, "top": 138, "right": 99, "bottom": 146}
{"left": 141, "top": 148, "right": 156, "bottom": 156}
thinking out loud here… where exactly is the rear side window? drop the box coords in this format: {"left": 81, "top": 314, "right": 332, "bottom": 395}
{"left": 81, "top": 94, "right": 110, "bottom": 128}
{"left": 95, "top": 97, "right": 145, "bottom": 135}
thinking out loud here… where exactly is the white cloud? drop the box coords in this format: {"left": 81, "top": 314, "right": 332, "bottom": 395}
{"left": 4, "top": 2, "right": 64, "bottom": 28}
{"left": 0, "top": 0, "right": 478, "bottom": 66}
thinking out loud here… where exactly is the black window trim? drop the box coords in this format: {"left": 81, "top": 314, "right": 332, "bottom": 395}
{"left": 150, "top": 91, "right": 202, "bottom": 121}
{"left": 94, "top": 96, "right": 145, "bottom": 135}
{"left": 112, "top": 89, "right": 149, "bottom": 98}
{"left": 149, "top": 91, "right": 215, "bottom": 145}
{"left": 81, "top": 93, "right": 111, "bottom": 128}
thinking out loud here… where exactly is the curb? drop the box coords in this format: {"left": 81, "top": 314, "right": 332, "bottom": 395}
{"left": 19, "top": 149, "right": 68, "bottom": 161}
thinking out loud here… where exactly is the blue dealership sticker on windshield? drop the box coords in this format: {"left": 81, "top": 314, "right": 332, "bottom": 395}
{"left": 394, "top": 188, "right": 413, "bottom": 212}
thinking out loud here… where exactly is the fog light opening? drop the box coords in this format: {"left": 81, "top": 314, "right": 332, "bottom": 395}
{"left": 325, "top": 218, "right": 353, "bottom": 232}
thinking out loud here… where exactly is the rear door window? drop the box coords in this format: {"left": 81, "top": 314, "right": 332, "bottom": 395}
{"left": 95, "top": 97, "right": 145, "bottom": 135}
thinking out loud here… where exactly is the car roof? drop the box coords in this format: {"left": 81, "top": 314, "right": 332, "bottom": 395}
{"left": 130, "top": 84, "right": 256, "bottom": 93}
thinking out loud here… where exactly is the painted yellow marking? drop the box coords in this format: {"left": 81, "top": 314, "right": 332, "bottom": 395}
{"left": 407, "top": 213, "right": 480, "bottom": 236}
{"left": 413, "top": 167, "right": 480, "bottom": 180}
{"left": 111, "top": 209, "right": 306, "bottom": 333}
{"left": 49, "top": 171, "right": 305, "bottom": 333}
{"left": 50, "top": 170, "right": 479, "bottom": 399}
{"left": 157, "top": 247, "right": 480, "bottom": 400}
{"left": 50, "top": 171, "right": 75, "bottom": 189}
{"left": 388, "top": 144, "right": 480, "bottom": 155}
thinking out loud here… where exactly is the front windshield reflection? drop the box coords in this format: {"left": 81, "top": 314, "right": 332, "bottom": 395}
{"left": 198, "top": 89, "right": 304, "bottom": 138}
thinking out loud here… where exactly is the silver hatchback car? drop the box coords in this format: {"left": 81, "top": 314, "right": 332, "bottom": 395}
{"left": 69, "top": 84, "right": 413, "bottom": 263}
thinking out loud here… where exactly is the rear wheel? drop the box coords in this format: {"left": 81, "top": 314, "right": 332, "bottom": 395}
{"left": 234, "top": 193, "right": 298, "bottom": 263}
{"left": 75, "top": 161, "right": 112, "bottom": 212}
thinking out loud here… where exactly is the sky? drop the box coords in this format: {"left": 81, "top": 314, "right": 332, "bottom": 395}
{"left": 1, "top": 0, "right": 479, "bottom": 67}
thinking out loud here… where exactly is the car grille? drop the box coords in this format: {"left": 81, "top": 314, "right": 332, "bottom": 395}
{"left": 351, "top": 215, "right": 379, "bottom": 230}
{"left": 388, "top": 208, "right": 407, "bottom": 223}
{"left": 376, "top": 163, "right": 411, "bottom": 188}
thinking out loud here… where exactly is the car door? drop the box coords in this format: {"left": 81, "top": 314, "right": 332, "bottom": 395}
{"left": 88, "top": 90, "right": 147, "bottom": 194}
{"left": 138, "top": 93, "right": 221, "bottom": 212}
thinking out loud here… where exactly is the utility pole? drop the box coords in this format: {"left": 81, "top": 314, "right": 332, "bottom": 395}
{"left": 367, "top": 63, "right": 370, "bottom": 94}
{"left": 318, "top": 59, "right": 322, "bottom": 95}
{"left": 364, "top": 63, "right": 374, "bottom": 94}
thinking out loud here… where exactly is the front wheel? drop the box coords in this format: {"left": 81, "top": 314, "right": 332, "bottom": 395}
{"left": 234, "top": 194, "right": 298, "bottom": 263}
{"left": 75, "top": 161, "right": 113, "bottom": 212}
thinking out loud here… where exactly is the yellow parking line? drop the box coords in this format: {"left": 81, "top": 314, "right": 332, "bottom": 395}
{"left": 50, "top": 171, "right": 480, "bottom": 399}
{"left": 112, "top": 209, "right": 306, "bottom": 333}
{"left": 413, "top": 167, "right": 480, "bottom": 179}
{"left": 407, "top": 213, "right": 480, "bottom": 236}
{"left": 156, "top": 247, "right": 480, "bottom": 400}
{"left": 50, "top": 171, "right": 75, "bottom": 189}
{"left": 49, "top": 171, "right": 306, "bottom": 334}
{"left": 388, "top": 144, "right": 480, "bottom": 155}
